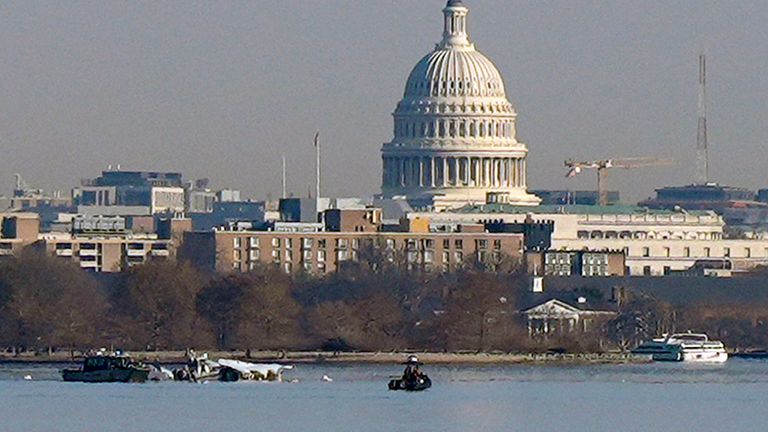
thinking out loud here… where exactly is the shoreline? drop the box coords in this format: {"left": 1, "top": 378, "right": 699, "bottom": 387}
{"left": 0, "top": 351, "right": 648, "bottom": 365}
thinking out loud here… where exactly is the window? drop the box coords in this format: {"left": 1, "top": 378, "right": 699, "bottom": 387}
{"left": 318, "top": 239, "right": 327, "bottom": 249}
{"left": 249, "top": 249, "right": 260, "bottom": 261}
{"left": 642, "top": 247, "right": 650, "bottom": 257}
{"left": 724, "top": 247, "right": 731, "bottom": 258}
{"left": 423, "top": 239, "right": 435, "bottom": 249}
{"left": 443, "top": 239, "right": 450, "bottom": 249}
{"left": 284, "top": 250, "right": 292, "bottom": 261}
{"left": 249, "top": 237, "right": 260, "bottom": 248}
{"left": 424, "top": 250, "right": 434, "bottom": 263}
{"left": 454, "top": 239, "right": 463, "bottom": 249}
{"left": 233, "top": 238, "right": 242, "bottom": 249}
{"left": 317, "top": 250, "right": 326, "bottom": 262}
{"left": 336, "top": 238, "right": 348, "bottom": 248}
{"left": 337, "top": 250, "right": 350, "bottom": 261}
{"left": 643, "top": 266, "right": 651, "bottom": 276}
{"left": 704, "top": 247, "right": 711, "bottom": 257}
{"left": 285, "top": 238, "right": 293, "bottom": 249}
{"left": 352, "top": 239, "right": 360, "bottom": 249}
{"left": 442, "top": 251, "right": 450, "bottom": 262}
{"left": 454, "top": 251, "right": 463, "bottom": 262}
{"left": 476, "top": 239, "right": 488, "bottom": 250}
{"left": 318, "top": 263, "right": 326, "bottom": 274}
{"left": 302, "top": 238, "right": 313, "bottom": 249}
{"left": 233, "top": 250, "right": 241, "bottom": 262}
{"left": 303, "top": 250, "right": 313, "bottom": 261}
{"left": 272, "top": 238, "right": 280, "bottom": 247}
{"left": 494, "top": 239, "right": 502, "bottom": 250}
{"left": 663, "top": 247, "right": 670, "bottom": 257}
{"left": 684, "top": 247, "right": 690, "bottom": 258}
{"left": 283, "top": 262, "right": 292, "bottom": 273}
{"left": 386, "top": 238, "right": 396, "bottom": 249}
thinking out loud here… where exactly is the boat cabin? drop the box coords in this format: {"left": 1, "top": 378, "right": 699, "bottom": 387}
{"left": 83, "top": 355, "right": 133, "bottom": 371}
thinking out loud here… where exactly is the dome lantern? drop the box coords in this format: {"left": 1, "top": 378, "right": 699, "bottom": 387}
{"left": 440, "top": 0, "right": 471, "bottom": 49}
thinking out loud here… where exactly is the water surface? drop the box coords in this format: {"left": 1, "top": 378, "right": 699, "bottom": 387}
{"left": 1, "top": 360, "right": 767, "bottom": 432}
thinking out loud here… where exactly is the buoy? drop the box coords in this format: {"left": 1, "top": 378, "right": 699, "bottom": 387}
{"left": 321, "top": 375, "right": 333, "bottom": 382}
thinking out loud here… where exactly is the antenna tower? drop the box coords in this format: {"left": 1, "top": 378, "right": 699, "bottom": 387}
{"left": 696, "top": 54, "right": 709, "bottom": 184}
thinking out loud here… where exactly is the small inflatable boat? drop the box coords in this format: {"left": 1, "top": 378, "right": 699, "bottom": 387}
{"left": 388, "top": 375, "right": 432, "bottom": 391}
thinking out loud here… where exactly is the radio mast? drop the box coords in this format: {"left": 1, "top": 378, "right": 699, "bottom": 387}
{"left": 695, "top": 54, "right": 709, "bottom": 185}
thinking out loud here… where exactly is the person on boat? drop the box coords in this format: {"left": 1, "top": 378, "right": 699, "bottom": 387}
{"left": 402, "top": 355, "right": 423, "bottom": 383}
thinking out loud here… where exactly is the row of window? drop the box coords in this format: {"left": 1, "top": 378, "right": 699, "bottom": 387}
{"left": 577, "top": 231, "right": 721, "bottom": 241}
{"left": 232, "top": 236, "right": 503, "bottom": 252}
{"left": 407, "top": 77, "right": 503, "bottom": 98}
{"left": 635, "top": 246, "right": 763, "bottom": 258}
{"left": 394, "top": 118, "right": 513, "bottom": 140}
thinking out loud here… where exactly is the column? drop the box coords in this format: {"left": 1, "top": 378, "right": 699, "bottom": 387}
{"left": 505, "top": 158, "right": 511, "bottom": 187}
{"left": 522, "top": 159, "right": 526, "bottom": 187}
{"left": 442, "top": 157, "right": 448, "bottom": 187}
{"left": 418, "top": 158, "right": 424, "bottom": 187}
{"left": 454, "top": 157, "right": 460, "bottom": 186}
{"left": 430, "top": 157, "right": 436, "bottom": 187}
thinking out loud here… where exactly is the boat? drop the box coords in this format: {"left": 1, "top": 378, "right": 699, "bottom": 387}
{"left": 62, "top": 351, "right": 150, "bottom": 383}
{"left": 635, "top": 333, "right": 728, "bottom": 363}
{"left": 388, "top": 376, "right": 432, "bottom": 391}
{"left": 388, "top": 355, "right": 432, "bottom": 391}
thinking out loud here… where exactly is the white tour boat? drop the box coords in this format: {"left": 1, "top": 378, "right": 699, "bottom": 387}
{"left": 633, "top": 333, "right": 728, "bottom": 363}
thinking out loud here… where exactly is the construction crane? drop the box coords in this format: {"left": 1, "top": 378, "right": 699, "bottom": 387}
{"left": 564, "top": 157, "right": 675, "bottom": 206}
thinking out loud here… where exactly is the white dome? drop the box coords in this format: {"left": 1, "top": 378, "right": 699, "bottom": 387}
{"left": 404, "top": 48, "right": 506, "bottom": 99}
{"left": 380, "top": 1, "right": 540, "bottom": 209}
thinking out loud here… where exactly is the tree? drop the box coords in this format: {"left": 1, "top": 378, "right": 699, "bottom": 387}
{"left": 0, "top": 250, "right": 107, "bottom": 352}
{"left": 197, "top": 265, "right": 305, "bottom": 350}
{"left": 606, "top": 291, "right": 674, "bottom": 351}
{"left": 112, "top": 261, "right": 210, "bottom": 350}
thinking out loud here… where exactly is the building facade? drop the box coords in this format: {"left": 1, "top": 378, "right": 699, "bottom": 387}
{"left": 37, "top": 232, "right": 172, "bottom": 272}
{"left": 380, "top": 0, "right": 539, "bottom": 209}
{"left": 409, "top": 204, "right": 768, "bottom": 276}
{"left": 184, "top": 230, "right": 522, "bottom": 274}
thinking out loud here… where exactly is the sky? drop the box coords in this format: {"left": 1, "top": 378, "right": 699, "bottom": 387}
{"left": 1, "top": 0, "right": 767, "bottom": 202}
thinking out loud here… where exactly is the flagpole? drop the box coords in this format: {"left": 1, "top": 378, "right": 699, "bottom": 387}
{"left": 314, "top": 132, "right": 321, "bottom": 200}
{"left": 281, "top": 154, "right": 287, "bottom": 199}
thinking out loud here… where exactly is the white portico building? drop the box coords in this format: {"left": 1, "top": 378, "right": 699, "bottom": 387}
{"left": 381, "top": 0, "right": 540, "bottom": 210}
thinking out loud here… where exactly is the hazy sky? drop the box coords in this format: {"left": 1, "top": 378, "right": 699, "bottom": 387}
{"left": 1, "top": 1, "right": 767, "bottom": 202}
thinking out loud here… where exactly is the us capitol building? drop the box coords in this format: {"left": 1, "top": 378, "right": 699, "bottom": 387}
{"left": 380, "top": 0, "right": 540, "bottom": 210}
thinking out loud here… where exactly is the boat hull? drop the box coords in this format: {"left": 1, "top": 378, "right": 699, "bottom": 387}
{"left": 388, "top": 376, "right": 432, "bottom": 391}
{"left": 652, "top": 351, "right": 728, "bottom": 363}
{"left": 62, "top": 368, "right": 150, "bottom": 383}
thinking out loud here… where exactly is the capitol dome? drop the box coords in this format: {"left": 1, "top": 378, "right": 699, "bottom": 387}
{"left": 404, "top": 48, "right": 507, "bottom": 99}
{"left": 380, "top": 1, "right": 540, "bottom": 209}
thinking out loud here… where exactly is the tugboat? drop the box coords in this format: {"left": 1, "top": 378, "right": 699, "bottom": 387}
{"left": 62, "top": 350, "right": 151, "bottom": 383}
{"left": 388, "top": 355, "right": 432, "bottom": 391}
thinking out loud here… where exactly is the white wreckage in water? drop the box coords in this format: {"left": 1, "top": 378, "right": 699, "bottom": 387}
{"left": 172, "top": 353, "right": 294, "bottom": 383}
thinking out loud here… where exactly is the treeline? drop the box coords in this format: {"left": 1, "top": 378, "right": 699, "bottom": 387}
{"left": 2, "top": 250, "right": 768, "bottom": 354}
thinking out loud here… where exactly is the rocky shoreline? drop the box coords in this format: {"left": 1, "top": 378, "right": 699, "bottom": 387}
{"left": 0, "top": 350, "right": 647, "bottom": 365}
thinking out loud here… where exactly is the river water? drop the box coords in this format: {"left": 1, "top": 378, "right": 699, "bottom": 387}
{"left": 1, "top": 359, "right": 767, "bottom": 432}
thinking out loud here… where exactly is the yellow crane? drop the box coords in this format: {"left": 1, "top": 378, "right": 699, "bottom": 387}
{"left": 564, "top": 157, "right": 675, "bottom": 206}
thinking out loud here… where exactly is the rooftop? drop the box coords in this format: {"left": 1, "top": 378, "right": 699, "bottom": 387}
{"left": 449, "top": 203, "right": 714, "bottom": 217}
